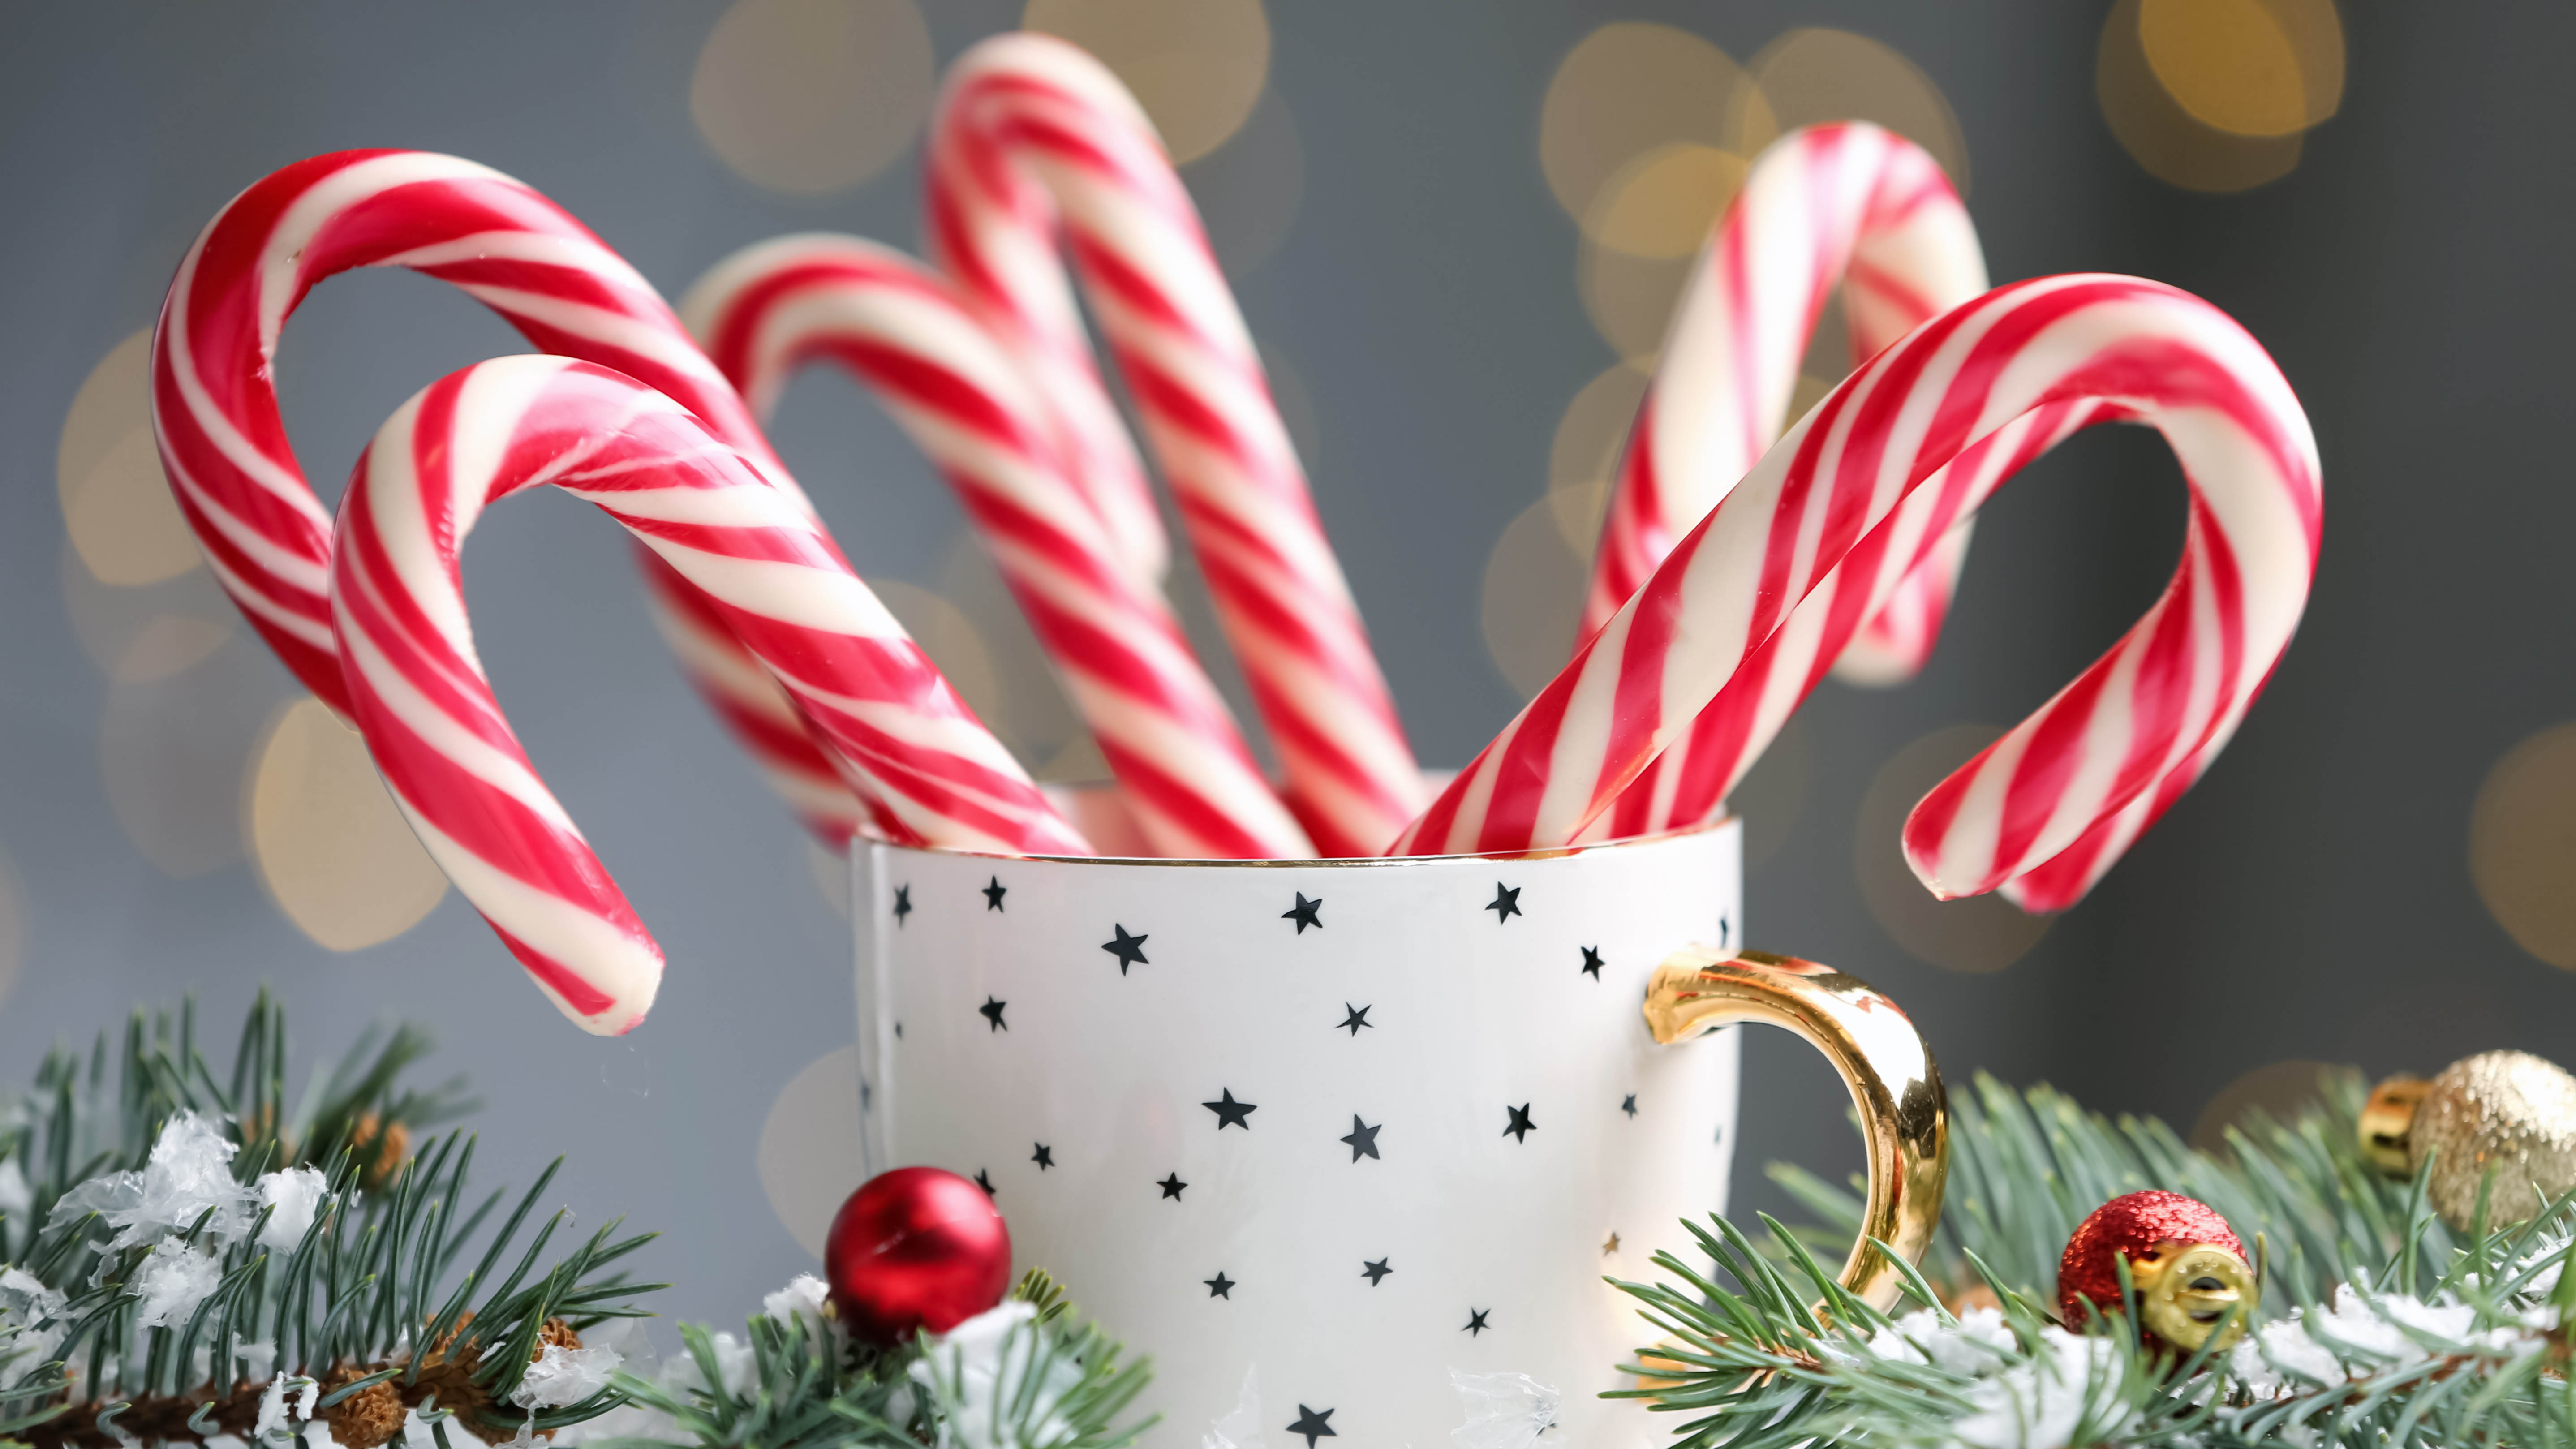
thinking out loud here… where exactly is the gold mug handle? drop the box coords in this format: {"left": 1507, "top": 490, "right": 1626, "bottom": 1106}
{"left": 1643, "top": 946, "right": 1949, "bottom": 1311}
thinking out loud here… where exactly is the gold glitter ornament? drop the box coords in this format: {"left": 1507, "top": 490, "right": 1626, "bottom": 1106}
{"left": 2361, "top": 1050, "right": 2576, "bottom": 1230}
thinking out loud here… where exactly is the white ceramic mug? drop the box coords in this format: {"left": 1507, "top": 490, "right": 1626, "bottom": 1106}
{"left": 850, "top": 809, "right": 1941, "bottom": 1449}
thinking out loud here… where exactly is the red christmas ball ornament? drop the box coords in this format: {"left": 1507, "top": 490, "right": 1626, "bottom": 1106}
{"left": 824, "top": 1167, "right": 1012, "bottom": 1343}
{"left": 2057, "top": 1189, "right": 2257, "bottom": 1354}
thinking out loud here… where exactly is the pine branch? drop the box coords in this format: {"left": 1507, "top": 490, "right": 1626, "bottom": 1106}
{"left": 1624, "top": 1071, "right": 2576, "bottom": 1449}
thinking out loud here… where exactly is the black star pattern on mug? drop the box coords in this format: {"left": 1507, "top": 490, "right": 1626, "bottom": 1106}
{"left": 1361, "top": 1257, "right": 1393, "bottom": 1286}
{"left": 1341, "top": 1115, "right": 1382, "bottom": 1162}
{"left": 1286, "top": 1406, "right": 1337, "bottom": 1447}
{"left": 1719, "top": 912, "right": 1731, "bottom": 947}
{"left": 974, "top": 1169, "right": 995, "bottom": 1197}
{"left": 1504, "top": 1103, "right": 1535, "bottom": 1142}
{"left": 1204, "top": 1088, "right": 1257, "bottom": 1130}
{"left": 1463, "top": 1308, "right": 1492, "bottom": 1336}
{"left": 1102, "top": 924, "right": 1150, "bottom": 973}
{"left": 1579, "top": 945, "right": 1604, "bottom": 980}
{"left": 982, "top": 876, "right": 1007, "bottom": 912}
{"left": 1159, "top": 1172, "right": 1188, "bottom": 1200}
{"left": 1204, "top": 1270, "right": 1235, "bottom": 1300}
{"left": 1031, "top": 1143, "right": 1053, "bottom": 1170}
{"left": 978, "top": 997, "right": 1008, "bottom": 1032}
{"left": 1485, "top": 882, "right": 1522, "bottom": 922}
{"left": 1337, "top": 1003, "right": 1373, "bottom": 1036}
{"left": 1621, "top": 1094, "right": 1638, "bottom": 1118}
{"left": 892, "top": 885, "right": 912, "bottom": 924}
{"left": 1282, "top": 893, "right": 1323, "bottom": 933}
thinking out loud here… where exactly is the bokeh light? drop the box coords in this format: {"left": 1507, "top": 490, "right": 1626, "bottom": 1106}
{"left": 60, "top": 331, "right": 198, "bottom": 587}
{"left": 2139, "top": 0, "right": 2344, "bottom": 138}
{"left": 1748, "top": 28, "right": 1971, "bottom": 193}
{"left": 2188, "top": 1058, "right": 2335, "bottom": 1156}
{"left": 1022, "top": 0, "right": 1271, "bottom": 164}
{"left": 757, "top": 1045, "right": 867, "bottom": 1257}
{"left": 1586, "top": 144, "right": 1751, "bottom": 260}
{"left": 246, "top": 699, "right": 449, "bottom": 952}
{"left": 2469, "top": 722, "right": 2576, "bottom": 970}
{"left": 871, "top": 579, "right": 1004, "bottom": 745}
{"left": 61, "top": 542, "right": 233, "bottom": 683}
{"left": 1480, "top": 496, "right": 1589, "bottom": 700}
{"left": 97, "top": 634, "right": 283, "bottom": 879}
{"left": 1540, "top": 23, "right": 1768, "bottom": 235}
{"left": 1545, "top": 362, "right": 1648, "bottom": 553}
{"left": 690, "top": 0, "right": 934, "bottom": 196}
{"left": 1188, "top": 87, "right": 1305, "bottom": 277}
{"left": 2098, "top": 0, "right": 2314, "bottom": 192}
{"left": 1855, "top": 725, "right": 2053, "bottom": 972}
{"left": 1578, "top": 236, "right": 1694, "bottom": 365}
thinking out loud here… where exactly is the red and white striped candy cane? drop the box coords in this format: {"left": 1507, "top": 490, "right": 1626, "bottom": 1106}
{"left": 1577, "top": 125, "right": 1988, "bottom": 841}
{"left": 682, "top": 234, "right": 1313, "bottom": 859}
{"left": 1395, "top": 275, "right": 2322, "bottom": 915}
{"left": 1584, "top": 122, "right": 1989, "bottom": 677}
{"left": 927, "top": 32, "right": 1425, "bottom": 857}
{"left": 149, "top": 149, "right": 869, "bottom": 842}
{"left": 334, "top": 356, "right": 1088, "bottom": 1033}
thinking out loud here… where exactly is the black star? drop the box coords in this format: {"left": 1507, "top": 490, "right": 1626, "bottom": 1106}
{"left": 1464, "top": 1308, "right": 1492, "bottom": 1336}
{"left": 1579, "top": 945, "right": 1604, "bottom": 980}
{"left": 1204, "top": 1270, "right": 1235, "bottom": 1299}
{"left": 1285, "top": 1406, "right": 1337, "bottom": 1448}
{"left": 1504, "top": 1103, "right": 1536, "bottom": 1143}
{"left": 1159, "top": 1172, "right": 1188, "bottom": 1200}
{"left": 1337, "top": 1003, "right": 1373, "bottom": 1036}
{"left": 1282, "top": 892, "right": 1323, "bottom": 933}
{"left": 974, "top": 1168, "right": 995, "bottom": 1197}
{"left": 1719, "top": 912, "right": 1731, "bottom": 947}
{"left": 1621, "top": 1093, "right": 1638, "bottom": 1118}
{"left": 1485, "top": 882, "right": 1522, "bottom": 922}
{"left": 1204, "top": 1088, "right": 1257, "bottom": 1130}
{"left": 1102, "top": 924, "right": 1150, "bottom": 973}
{"left": 1340, "top": 1115, "right": 1382, "bottom": 1162}
{"left": 1361, "top": 1257, "right": 1393, "bottom": 1286}
{"left": 979, "top": 996, "right": 1008, "bottom": 1032}
{"left": 982, "top": 876, "right": 1007, "bottom": 912}
{"left": 1032, "top": 1143, "right": 1054, "bottom": 1170}
{"left": 892, "top": 885, "right": 912, "bottom": 924}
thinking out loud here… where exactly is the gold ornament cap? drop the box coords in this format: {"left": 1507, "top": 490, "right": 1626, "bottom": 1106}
{"left": 2364, "top": 1050, "right": 2576, "bottom": 1230}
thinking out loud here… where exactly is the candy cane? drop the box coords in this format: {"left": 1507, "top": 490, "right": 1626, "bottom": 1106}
{"left": 1578, "top": 125, "right": 1988, "bottom": 840}
{"left": 149, "top": 149, "right": 869, "bottom": 842}
{"left": 927, "top": 32, "right": 1425, "bottom": 857}
{"left": 334, "top": 356, "right": 1088, "bottom": 1033}
{"left": 681, "top": 234, "right": 1312, "bottom": 859}
{"left": 1395, "top": 275, "right": 2321, "bottom": 916}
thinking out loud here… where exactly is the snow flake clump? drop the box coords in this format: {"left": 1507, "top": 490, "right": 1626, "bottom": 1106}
{"left": 1449, "top": 1369, "right": 1559, "bottom": 1449}
{"left": 761, "top": 1274, "right": 835, "bottom": 1346}
{"left": 915, "top": 1301, "right": 1082, "bottom": 1449}
{"left": 2229, "top": 1285, "right": 2544, "bottom": 1398}
{"left": 48, "top": 1113, "right": 256, "bottom": 1250}
{"left": 1203, "top": 1365, "right": 1264, "bottom": 1449}
{"left": 257, "top": 1166, "right": 329, "bottom": 1250}
{"left": 1845, "top": 1309, "right": 2131, "bottom": 1449}
{"left": 131, "top": 1243, "right": 225, "bottom": 1329}
{"left": 512, "top": 1341, "right": 625, "bottom": 1410}
{"left": 0, "top": 1157, "right": 30, "bottom": 1220}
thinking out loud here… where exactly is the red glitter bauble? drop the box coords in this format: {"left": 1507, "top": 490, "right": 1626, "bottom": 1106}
{"left": 2056, "top": 1189, "right": 2245, "bottom": 1328}
{"left": 824, "top": 1167, "right": 1012, "bottom": 1344}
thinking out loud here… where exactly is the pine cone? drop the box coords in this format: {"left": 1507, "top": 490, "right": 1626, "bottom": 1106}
{"left": 538, "top": 1318, "right": 582, "bottom": 1353}
{"left": 323, "top": 1367, "right": 407, "bottom": 1449}
{"left": 350, "top": 1114, "right": 411, "bottom": 1191}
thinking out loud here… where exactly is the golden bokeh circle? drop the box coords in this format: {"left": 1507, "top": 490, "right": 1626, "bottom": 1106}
{"left": 1587, "top": 142, "right": 1751, "bottom": 262}
{"left": 2139, "top": 0, "right": 2344, "bottom": 139}
{"left": 2188, "top": 1058, "right": 2335, "bottom": 1156}
{"left": 60, "top": 331, "right": 198, "bottom": 587}
{"left": 1854, "top": 724, "right": 2052, "bottom": 972}
{"left": 246, "top": 699, "right": 450, "bottom": 953}
{"left": 61, "top": 541, "right": 234, "bottom": 683}
{"left": 871, "top": 578, "right": 1006, "bottom": 748}
{"left": 2098, "top": 0, "right": 2304, "bottom": 193}
{"left": 1749, "top": 28, "right": 1970, "bottom": 194}
{"left": 690, "top": 0, "right": 935, "bottom": 196}
{"left": 1023, "top": 0, "right": 1271, "bottom": 164}
{"left": 1480, "top": 495, "right": 1589, "bottom": 701}
{"left": 1578, "top": 231, "right": 1694, "bottom": 365}
{"left": 97, "top": 634, "right": 281, "bottom": 879}
{"left": 2469, "top": 722, "right": 2576, "bottom": 971}
{"left": 1546, "top": 362, "right": 1649, "bottom": 553}
{"left": 1540, "top": 23, "right": 1768, "bottom": 234}
{"left": 757, "top": 1045, "right": 868, "bottom": 1256}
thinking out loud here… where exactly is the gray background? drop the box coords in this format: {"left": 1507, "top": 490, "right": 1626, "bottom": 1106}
{"left": 2, "top": 1, "right": 2572, "bottom": 1329}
